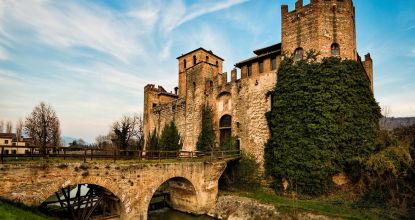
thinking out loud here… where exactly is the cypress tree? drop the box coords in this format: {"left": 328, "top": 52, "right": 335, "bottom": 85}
{"left": 159, "top": 121, "right": 181, "bottom": 151}
{"left": 148, "top": 129, "right": 159, "bottom": 151}
{"left": 196, "top": 105, "right": 216, "bottom": 152}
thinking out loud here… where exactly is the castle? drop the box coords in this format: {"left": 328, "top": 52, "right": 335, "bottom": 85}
{"left": 143, "top": 0, "right": 373, "bottom": 167}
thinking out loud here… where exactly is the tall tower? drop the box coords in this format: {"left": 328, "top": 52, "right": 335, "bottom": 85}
{"left": 281, "top": 0, "right": 357, "bottom": 60}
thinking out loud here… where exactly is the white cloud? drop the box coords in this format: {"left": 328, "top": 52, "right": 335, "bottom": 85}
{"left": 159, "top": 0, "right": 248, "bottom": 33}
{"left": 0, "top": 47, "right": 7, "bottom": 60}
{"left": 2, "top": 0, "right": 144, "bottom": 63}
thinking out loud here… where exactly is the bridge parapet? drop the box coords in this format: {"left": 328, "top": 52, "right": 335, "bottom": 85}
{"left": 0, "top": 160, "right": 227, "bottom": 220}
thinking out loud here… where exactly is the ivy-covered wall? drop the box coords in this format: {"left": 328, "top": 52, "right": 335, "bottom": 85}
{"left": 265, "top": 56, "right": 381, "bottom": 195}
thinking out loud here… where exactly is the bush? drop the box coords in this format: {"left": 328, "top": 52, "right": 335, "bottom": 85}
{"left": 265, "top": 55, "right": 381, "bottom": 196}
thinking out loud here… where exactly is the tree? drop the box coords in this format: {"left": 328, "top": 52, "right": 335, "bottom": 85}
{"left": 15, "top": 119, "right": 24, "bottom": 142}
{"left": 196, "top": 105, "right": 215, "bottom": 151}
{"left": 0, "top": 121, "right": 3, "bottom": 133}
{"left": 95, "top": 135, "right": 112, "bottom": 149}
{"left": 265, "top": 56, "right": 381, "bottom": 195}
{"left": 111, "top": 113, "right": 144, "bottom": 151}
{"left": 25, "top": 102, "right": 61, "bottom": 154}
{"left": 5, "top": 121, "right": 12, "bottom": 133}
{"left": 147, "top": 129, "right": 159, "bottom": 151}
{"left": 159, "top": 121, "right": 181, "bottom": 151}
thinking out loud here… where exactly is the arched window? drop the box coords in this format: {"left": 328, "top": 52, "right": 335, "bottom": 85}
{"left": 331, "top": 43, "right": 340, "bottom": 56}
{"left": 294, "top": 48, "right": 304, "bottom": 61}
{"left": 215, "top": 61, "right": 218, "bottom": 66}
{"left": 184, "top": 59, "right": 187, "bottom": 69}
{"left": 206, "top": 56, "right": 209, "bottom": 63}
{"left": 193, "top": 55, "right": 197, "bottom": 65}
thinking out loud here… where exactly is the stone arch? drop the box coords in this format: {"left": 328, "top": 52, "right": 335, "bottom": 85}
{"left": 144, "top": 175, "right": 201, "bottom": 215}
{"left": 35, "top": 176, "right": 124, "bottom": 208}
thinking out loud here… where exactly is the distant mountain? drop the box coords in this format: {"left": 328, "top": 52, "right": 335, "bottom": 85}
{"left": 62, "top": 136, "right": 77, "bottom": 147}
{"left": 380, "top": 117, "right": 415, "bottom": 130}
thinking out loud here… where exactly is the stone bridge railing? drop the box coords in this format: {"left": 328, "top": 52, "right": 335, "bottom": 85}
{"left": 0, "top": 145, "right": 241, "bottom": 164}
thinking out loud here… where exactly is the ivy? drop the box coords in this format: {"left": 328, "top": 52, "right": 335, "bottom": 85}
{"left": 265, "top": 56, "right": 381, "bottom": 196}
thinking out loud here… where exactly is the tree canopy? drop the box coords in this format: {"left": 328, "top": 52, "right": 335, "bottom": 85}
{"left": 25, "top": 102, "right": 61, "bottom": 150}
{"left": 265, "top": 56, "right": 381, "bottom": 195}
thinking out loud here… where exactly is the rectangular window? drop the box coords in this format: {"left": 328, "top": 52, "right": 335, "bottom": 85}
{"left": 247, "top": 64, "right": 252, "bottom": 77}
{"left": 5, "top": 140, "right": 8, "bottom": 144}
{"left": 271, "top": 57, "right": 276, "bottom": 70}
{"left": 259, "top": 61, "right": 263, "bottom": 73}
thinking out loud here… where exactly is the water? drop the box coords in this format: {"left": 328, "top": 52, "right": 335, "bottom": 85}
{"left": 148, "top": 208, "right": 214, "bottom": 220}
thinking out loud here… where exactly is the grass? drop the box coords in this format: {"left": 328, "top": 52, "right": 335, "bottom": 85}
{"left": 222, "top": 189, "right": 387, "bottom": 220}
{"left": 0, "top": 199, "right": 56, "bottom": 220}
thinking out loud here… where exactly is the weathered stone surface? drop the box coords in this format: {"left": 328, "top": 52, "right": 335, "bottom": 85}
{"left": 0, "top": 161, "right": 227, "bottom": 220}
{"left": 208, "top": 195, "right": 345, "bottom": 220}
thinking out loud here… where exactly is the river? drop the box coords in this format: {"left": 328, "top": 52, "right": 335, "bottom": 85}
{"left": 148, "top": 208, "right": 214, "bottom": 220}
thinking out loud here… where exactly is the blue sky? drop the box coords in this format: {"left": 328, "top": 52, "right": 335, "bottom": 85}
{"left": 0, "top": 0, "right": 414, "bottom": 142}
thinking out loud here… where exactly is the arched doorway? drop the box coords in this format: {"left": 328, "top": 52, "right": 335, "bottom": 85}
{"left": 219, "top": 115, "right": 232, "bottom": 149}
{"left": 40, "top": 184, "right": 121, "bottom": 220}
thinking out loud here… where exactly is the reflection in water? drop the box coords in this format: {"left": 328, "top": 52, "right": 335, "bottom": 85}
{"left": 148, "top": 208, "right": 214, "bottom": 220}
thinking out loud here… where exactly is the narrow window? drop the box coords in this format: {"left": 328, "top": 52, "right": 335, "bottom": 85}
{"left": 259, "top": 60, "right": 264, "bottom": 73}
{"left": 331, "top": 43, "right": 340, "bottom": 56}
{"left": 193, "top": 55, "right": 197, "bottom": 65}
{"left": 294, "top": 48, "right": 304, "bottom": 61}
{"left": 5, "top": 140, "right": 8, "bottom": 144}
{"left": 247, "top": 64, "right": 252, "bottom": 77}
{"left": 216, "top": 61, "right": 218, "bottom": 66}
{"left": 271, "top": 57, "right": 276, "bottom": 70}
{"left": 184, "top": 59, "right": 187, "bottom": 69}
{"left": 210, "top": 80, "right": 213, "bottom": 89}
{"left": 206, "top": 56, "right": 209, "bottom": 63}
{"left": 193, "top": 82, "right": 196, "bottom": 94}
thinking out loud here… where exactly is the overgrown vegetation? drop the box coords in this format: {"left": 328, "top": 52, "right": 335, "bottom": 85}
{"left": 220, "top": 153, "right": 261, "bottom": 190}
{"left": 0, "top": 199, "right": 55, "bottom": 220}
{"left": 265, "top": 54, "right": 382, "bottom": 196}
{"left": 147, "top": 129, "right": 159, "bottom": 151}
{"left": 159, "top": 121, "right": 181, "bottom": 151}
{"left": 196, "top": 105, "right": 216, "bottom": 152}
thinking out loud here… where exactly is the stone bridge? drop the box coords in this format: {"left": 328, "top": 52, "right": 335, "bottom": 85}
{"left": 0, "top": 160, "right": 227, "bottom": 219}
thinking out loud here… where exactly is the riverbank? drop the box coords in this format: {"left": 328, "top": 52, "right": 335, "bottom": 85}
{"left": 208, "top": 190, "right": 385, "bottom": 220}
{"left": 0, "top": 199, "right": 55, "bottom": 220}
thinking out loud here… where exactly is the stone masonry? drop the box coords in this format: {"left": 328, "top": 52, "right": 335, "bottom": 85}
{"left": 0, "top": 161, "right": 227, "bottom": 220}
{"left": 143, "top": 0, "right": 374, "bottom": 169}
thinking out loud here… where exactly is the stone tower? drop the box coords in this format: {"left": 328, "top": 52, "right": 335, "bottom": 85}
{"left": 281, "top": 0, "right": 357, "bottom": 60}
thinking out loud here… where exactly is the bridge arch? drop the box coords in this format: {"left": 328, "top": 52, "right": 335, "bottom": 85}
{"left": 144, "top": 175, "right": 201, "bottom": 215}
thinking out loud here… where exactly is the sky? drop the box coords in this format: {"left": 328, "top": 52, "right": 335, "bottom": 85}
{"left": 0, "top": 0, "right": 414, "bottom": 143}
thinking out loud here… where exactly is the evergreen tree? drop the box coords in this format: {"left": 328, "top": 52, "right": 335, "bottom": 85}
{"left": 265, "top": 55, "right": 381, "bottom": 195}
{"left": 159, "top": 121, "right": 181, "bottom": 151}
{"left": 196, "top": 105, "right": 216, "bottom": 152}
{"left": 148, "top": 129, "right": 159, "bottom": 151}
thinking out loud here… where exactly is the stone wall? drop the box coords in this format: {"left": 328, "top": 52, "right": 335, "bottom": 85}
{"left": 281, "top": 0, "right": 357, "bottom": 60}
{"left": 0, "top": 161, "right": 227, "bottom": 220}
